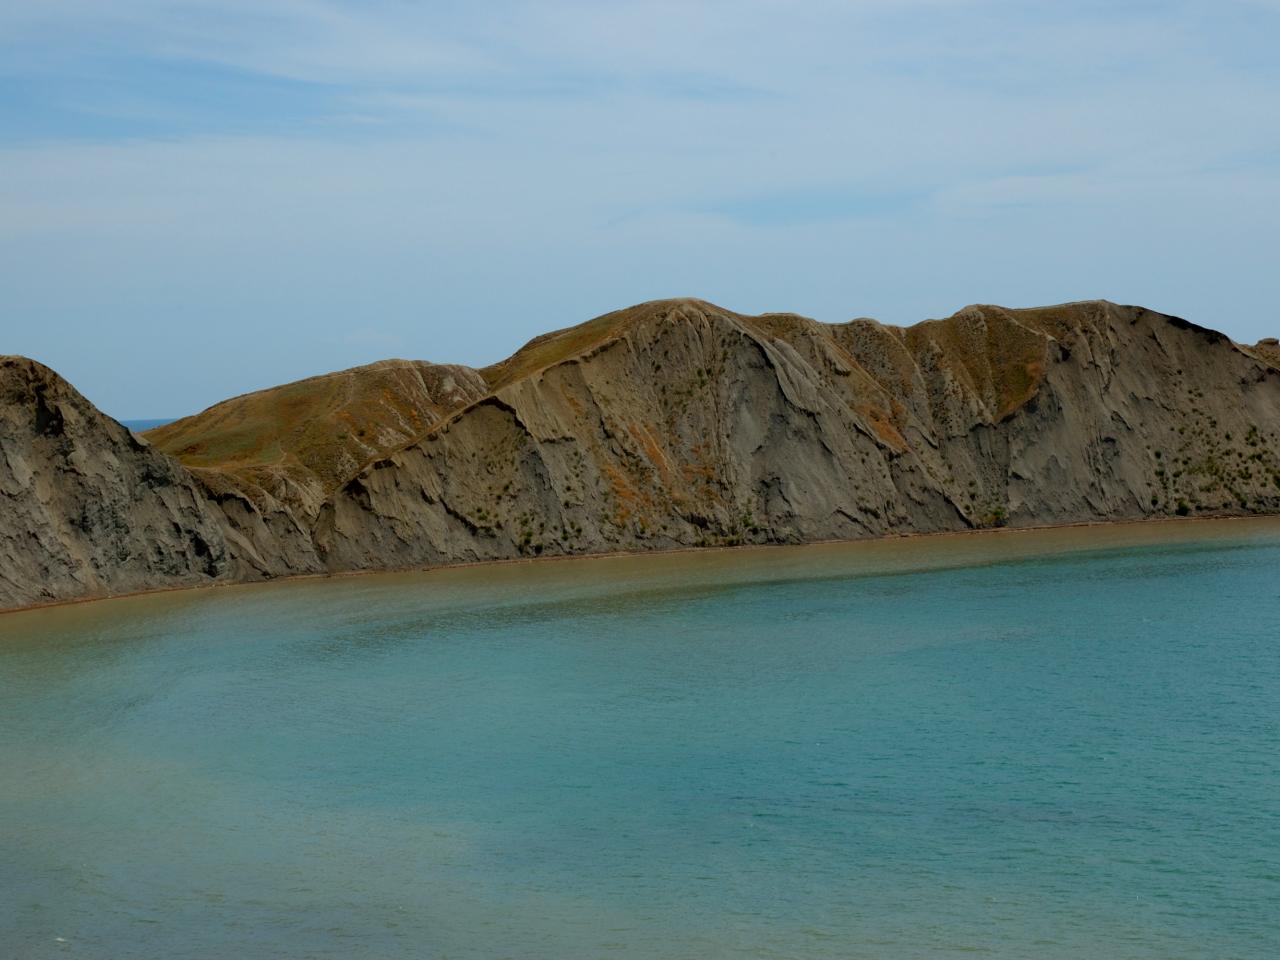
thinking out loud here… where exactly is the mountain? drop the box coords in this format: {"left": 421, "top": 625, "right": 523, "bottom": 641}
{"left": 0, "top": 356, "right": 232, "bottom": 610}
{"left": 3, "top": 299, "right": 1279, "bottom": 612}
{"left": 147, "top": 359, "right": 486, "bottom": 516}
{"left": 143, "top": 358, "right": 486, "bottom": 578}
{"left": 314, "top": 299, "right": 1280, "bottom": 569}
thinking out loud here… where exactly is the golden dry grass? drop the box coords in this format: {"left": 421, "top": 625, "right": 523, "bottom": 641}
{"left": 146, "top": 360, "right": 482, "bottom": 502}
{"left": 144, "top": 299, "right": 1115, "bottom": 512}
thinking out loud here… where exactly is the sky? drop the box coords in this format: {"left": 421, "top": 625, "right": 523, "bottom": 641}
{"left": 2, "top": 1, "right": 1279, "bottom": 418}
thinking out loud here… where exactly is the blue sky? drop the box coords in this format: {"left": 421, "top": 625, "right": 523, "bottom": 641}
{"left": 2, "top": 0, "right": 1278, "bottom": 417}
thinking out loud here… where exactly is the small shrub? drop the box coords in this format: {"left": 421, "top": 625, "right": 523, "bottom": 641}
{"left": 981, "top": 506, "right": 1009, "bottom": 528}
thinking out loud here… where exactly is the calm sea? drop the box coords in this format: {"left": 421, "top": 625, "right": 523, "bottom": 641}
{"left": 118, "top": 419, "right": 176, "bottom": 432}
{"left": 3, "top": 520, "right": 1279, "bottom": 959}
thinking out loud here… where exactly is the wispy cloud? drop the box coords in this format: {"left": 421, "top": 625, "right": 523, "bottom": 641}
{"left": 1, "top": 1, "right": 1278, "bottom": 415}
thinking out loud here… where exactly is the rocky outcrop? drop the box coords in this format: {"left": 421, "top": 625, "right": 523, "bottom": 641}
{"left": 0, "top": 356, "right": 233, "bottom": 610}
{"left": 4, "top": 299, "right": 1280, "bottom": 612}
{"left": 314, "top": 300, "right": 1280, "bottom": 571}
{"left": 145, "top": 358, "right": 488, "bottom": 579}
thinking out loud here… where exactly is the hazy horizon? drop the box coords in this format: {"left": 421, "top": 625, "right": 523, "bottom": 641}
{"left": 3, "top": 1, "right": 1278, "bottom": 419}
{"left": 98, "top": 294, "right": 1280, "bottom": 423}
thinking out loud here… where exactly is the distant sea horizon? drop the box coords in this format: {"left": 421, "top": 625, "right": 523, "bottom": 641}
{"left": 118, "top": 417, "right": 176, "bottom": 432}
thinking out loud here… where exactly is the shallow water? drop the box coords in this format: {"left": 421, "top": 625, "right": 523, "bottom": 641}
{"left": 3, "top": 520, "right": 1279, "bottom": 959}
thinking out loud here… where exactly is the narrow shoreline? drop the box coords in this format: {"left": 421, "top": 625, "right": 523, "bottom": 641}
{"left": 5, "top": 512, "right": 1279, "bottom": 619}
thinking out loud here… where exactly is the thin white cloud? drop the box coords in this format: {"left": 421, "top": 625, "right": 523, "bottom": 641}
{"left": 1, "top": 1, "right": 1278, "bottom": 414}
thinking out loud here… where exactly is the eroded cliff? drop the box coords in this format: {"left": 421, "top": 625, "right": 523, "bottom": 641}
{"left": 145, "top": 358, "right": 487, "bottom": 578}
{"left": 314, "top": 300, "right": 1280, "bottom": 571}
{"left": 4, "top": 299, "right": 1279, "bottom": 611}
{"left": 0, "top": 356, "right": 233, "bottom": 610}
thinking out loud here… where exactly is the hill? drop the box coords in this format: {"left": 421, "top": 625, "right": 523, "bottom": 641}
{"left": 0, "top": 356, "right": 232, "bottom": 610}
{"left": 3, "top": 298, "right": 1280, "bottom": 610}
{"left": 143, "top": 358, "right": 486, "bottom": 577}
{"left": 315, "top": 299, "right": 1280, "bottom": 570}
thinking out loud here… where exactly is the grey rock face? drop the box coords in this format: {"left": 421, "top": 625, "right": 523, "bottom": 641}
{"left": 146, "top": 357, "right": 490, "bottom": 582}
{"left": 3, "top": 299, "right": 1279, "bottom": 612}
{"left": 0, "top": 356, "right": 233, "bottom": 610}
{"left": 316, "top": 300, "right": 1280, "bottom": 571}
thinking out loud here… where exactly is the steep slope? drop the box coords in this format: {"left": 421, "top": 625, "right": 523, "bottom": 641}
{"left": 4, "top": 298, "right": 1279, "bottom": 614}
{"left": 145, "top": 358, "right": 487, "bottom": 577}
{"left": 315, "top": 299, "right": 1280, "bottom": 571}
{"left": 0, "top": 356, "right": 233, "bottom": 610}
{"left": 1248, "top": 337, "right": 1280, "bottom": 368}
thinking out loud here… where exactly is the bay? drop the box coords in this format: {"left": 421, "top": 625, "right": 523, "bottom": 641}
{"left": 3, "top": 519, "right": 1278, "bottom": 959}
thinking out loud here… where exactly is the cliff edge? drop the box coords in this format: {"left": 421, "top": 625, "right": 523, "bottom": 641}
{"left": 3, "top": 299, "right": 1279, "bottom": 612}
{"left": 0, "top": 356, "right": 233, "bottom": 610}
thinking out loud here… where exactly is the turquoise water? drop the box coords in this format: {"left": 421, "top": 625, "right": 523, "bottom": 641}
{"left": 3, "top": 521, "right": 1279, "bottom": 959}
